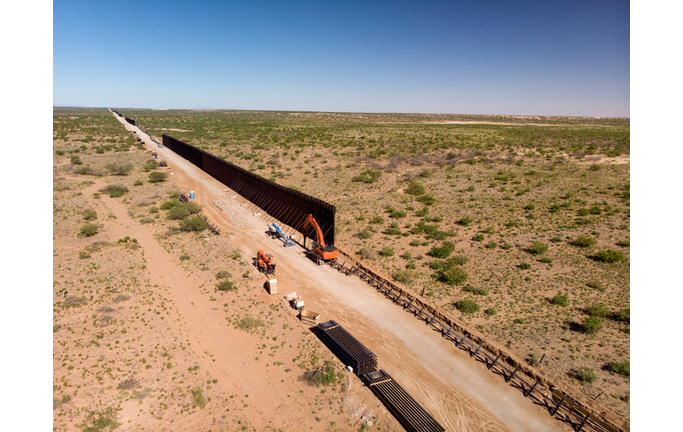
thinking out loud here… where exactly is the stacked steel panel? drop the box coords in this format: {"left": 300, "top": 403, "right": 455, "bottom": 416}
{"left": 317, "top": 320, "right": 377, "bottom": 375}
{"left": 362, "top": 370, "right": 444, "bottom": 432}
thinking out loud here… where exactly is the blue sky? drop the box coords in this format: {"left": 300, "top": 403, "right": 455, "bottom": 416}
{"left": 53, "top": 0, "right": 629, "bottom": 116}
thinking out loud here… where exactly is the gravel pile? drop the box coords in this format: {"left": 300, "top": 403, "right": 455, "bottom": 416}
{"left": 212, "top": 199, "right": 250, "bottom": 228}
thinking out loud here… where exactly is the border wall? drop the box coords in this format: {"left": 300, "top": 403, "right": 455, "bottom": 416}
{"left": 162, "top": 134, "right": 335, "bottom": 245}
{"left": 124, "top": 116, "right": 136, "bottom": 126}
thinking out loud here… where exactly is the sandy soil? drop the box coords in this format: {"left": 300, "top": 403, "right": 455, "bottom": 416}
{"left": 112, "top": 116, "right": 571, "bottom": 431}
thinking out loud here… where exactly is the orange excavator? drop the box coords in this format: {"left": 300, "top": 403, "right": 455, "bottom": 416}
{"left": 303, "top": 214, "right": 338, "bottom": 264}
{"left": 254, "top": 250, "right": 276, "bottom": 275}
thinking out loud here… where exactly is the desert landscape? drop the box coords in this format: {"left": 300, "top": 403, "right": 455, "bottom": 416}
{"left": 53, "top": 107, "right": 629, "bottom": 431}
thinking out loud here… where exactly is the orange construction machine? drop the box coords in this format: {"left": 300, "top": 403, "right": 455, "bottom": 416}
{"left": 303, "top": 214, "right": 338, "bottom": 264}
{"left": 254, "top": 250, "right": 276, "bottom": 275}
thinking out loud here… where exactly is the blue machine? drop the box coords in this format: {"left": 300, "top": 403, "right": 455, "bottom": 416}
{"left": 269, "top": 222, "right": 296, "bottom": 247}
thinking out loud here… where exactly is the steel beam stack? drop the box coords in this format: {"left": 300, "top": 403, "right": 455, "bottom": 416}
{"left": 362, "top": 370, "right": 444, "bottom": 432}
{"left": 317, "top": 320, "right": 377, "bottom": 375}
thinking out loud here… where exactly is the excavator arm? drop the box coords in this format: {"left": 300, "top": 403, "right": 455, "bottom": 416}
{"left": 303, "top": 214, "right": 326, "bottom": 247}
{"left": 303, "top": 214, "right": 338, "bottom": 263}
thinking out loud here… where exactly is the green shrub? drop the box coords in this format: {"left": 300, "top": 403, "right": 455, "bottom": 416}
{"left": 303, "top": 361, "right": 338, "bottom": 387}
{"left": 148, "top": 172, "right": 168, "bottom": 183}
{"left": 358, "top": 247, "right": 377, "bottom": 260}
{"left": 519, "top": 262, "right": 531, "bottom": 269}
{"left": 472, "top": 234, "right": 485, "bottom": 242}
{"left": 167, "top": 205, "right": 191, "bottom": 220}
{"left": 616, "top": 240, "right": 630, "bottom": 247}
{"left": 428, "top": 241, "right": 455, "bottom": 258}
{"left": 55, "top": 150, "right": 64, "bottom": 156}
{"left": 454, "top": 299, "right": 479, "bottom": 314}
{"left": 539, "top": 257, "right": 553, "bottom": 263}
{"left": 417, "top": 194, "right": 436, "bottom": 205}
{"left": 572, "top": 235, "right": 597, "bottom": 247}
{"left": 485, "top": 241, "right": 498, "bottom": 249}
{"left": 160, "top": 199, "right": 179, "bottom": 210}
{"left": 593, "top": 249, "right": 625, "bottom": 263}
{"left": 589, "top": 205, "right": 602, "bottom": 215}
{"left": 550, "top": 293, "right": 568, "bottom": 307}
{"left": 74, "top": 165, "right": 91, "bottom": 175}
{"left": 586, "top": 280, "right": 605, "bottom": 292}
{"left": 613, "top": 308, "right": 630, "bottom": 323}
{"left": 79, "top": 251, "right": 91, "bottom": 259}
{"left": 81, "top": 407, "right": 121, "bottom": 431}
{"left": 133, "top": 180, "right": 143, "bottom": 186}
{"left": 100, "top": 184, "right": 128, "bottom": 198}
{"left": 216, "top": 279, "right": 236, "bottom": 291}
{"left": 463, "top": 284, "right": 488, "bottom": 295}
{"left": 106, "top": 162, "right": 133, "bottom": 176}
{"left": 82, "top": 209, "right": 97, "bottom": 221}
{"left": 143, "top": 161, "right": 158, "bottom": 171}
{"left": 608, "top": 360, "right": 630, "bottom": 378}
{"left": 389, "top": 210, "right": 407, "bottom": 219}
{"left": 450, "top": 254, "right": 468, "bottom": 266}
{"left": 70, "top": 155, "right": 83, "bottom": 165}
{"left": 379, "top": 247, "right": 395, "bottom": 257}
{"left": 79, "top": 223, "right": 99, "bottom": 238}
{"left": 405, "top": 181, "right": 426, "bottom": 196}
{"left": 179, "top": 216, "right": 209, "bottom": 232}
{"left": 192, "top": 387, "right": 206, "bottom": 409}
{"left": 529, "top": 241, "right": 548, "bottom": 255}
{"left": 393, "top": 269, "right": 415, "bottom": 284}
{"left": 357, "top": 229, "right": 373, "bottom": 239}
{"left": 582, "top": 316, "right": 604, "bottom": 334}
{"left": 575, "top": 367, "right": 597, "bottom": 383}
{"left": 236, "top": 316, "right": 265, "bottom": 331}
{"left": 216, "top": 270, "right": 232, "bottom": 279}
{"left": 442, "top": 266, "right": 469, "bottom": 286}
{"left": 409, "top": 240, "right": 421, "bottom": 247}
{"left": 370, "top": 216, "right": 384, "bottom": 224}
{"left": 485, "top": 308, "right": 497, "bottom": 316}
{"left": 577, "top": 208, "right": 590, "bottom": 216}
{"left": 352, "top": 169, "right": 382, "bottom": 183}
{"left": 585, "top": 303, "right": 610, "bottom": 318}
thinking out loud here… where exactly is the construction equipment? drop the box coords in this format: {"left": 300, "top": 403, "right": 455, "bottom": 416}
{"left": 267, "top": 222, "right": 296, "bottom": 247}
{"left": 284, "top": 292, "right": 305, "bottom": 310}
{"left": 303, "top": 214, "right": 338, "bottom": 264}
{"left": 254, "top": 250, "right": 276, "bottom": 275}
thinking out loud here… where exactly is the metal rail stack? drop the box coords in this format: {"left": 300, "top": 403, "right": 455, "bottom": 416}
{"left": 317, "top": 320, "right": 377, "bottom": 375}
{"left": 362, "top": 370, "right": 444, "bottom": 432}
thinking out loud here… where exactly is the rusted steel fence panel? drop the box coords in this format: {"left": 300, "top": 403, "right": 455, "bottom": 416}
{"left": 162, "top": 134, "right": 335, "bottom": 245}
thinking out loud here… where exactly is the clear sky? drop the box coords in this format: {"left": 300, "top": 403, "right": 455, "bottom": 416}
{"left": 54, "top": 0, "right": 629, "bottom": 116}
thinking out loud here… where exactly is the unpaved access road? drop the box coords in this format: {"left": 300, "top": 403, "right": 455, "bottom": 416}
{"left": 116, "top": 114, "right": 569, "bottom": 432}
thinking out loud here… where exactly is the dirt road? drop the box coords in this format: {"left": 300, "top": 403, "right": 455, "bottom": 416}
{"left": 115, "top": 114, "right": 569, "bottom": 431}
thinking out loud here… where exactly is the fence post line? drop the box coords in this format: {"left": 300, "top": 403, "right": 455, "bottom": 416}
{"left": 455, "top": 333, "right": 468, "bottom": 348}
{"left": 470, "top": 343, "right": 483, "bottom": 358}
{"left": 551, "top": 397, "right": 564, "bottom": 417}
{"left": 488, "top": 353, "right": 501, "bottom": 370}
{"left": 505, "top": 366, "right": 519, "bottom": 383}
